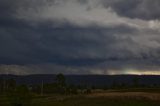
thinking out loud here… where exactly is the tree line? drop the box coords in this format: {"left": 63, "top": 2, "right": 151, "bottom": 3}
{"left": 0, "top": 74, "right": 91, "bottom": 106}
{"left": 0, "top": 74, "right": 160, "bottom": 106}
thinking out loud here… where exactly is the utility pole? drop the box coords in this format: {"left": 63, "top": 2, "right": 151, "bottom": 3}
{"left": 4, "top": 67, "right": 9, "bottom": 92}
{"left": 3, "top": 78, "right": 6, "bottom": 93}
{"left": 6, "top": 72, "right": 8, "bottom": 91}
{"left": 41, "top": 80, "right": 44, "bottom": 96}
{"left": 3, "top": 69, "right": 8, "bottom": 93}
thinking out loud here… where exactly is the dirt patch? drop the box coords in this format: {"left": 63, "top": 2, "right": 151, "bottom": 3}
{"left": 87, "top": 92, "right": 160, "bottom": 101}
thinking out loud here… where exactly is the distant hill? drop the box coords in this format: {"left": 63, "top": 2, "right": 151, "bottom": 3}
{"left": 0, "top": 74, "right": 160, "bottom": 87}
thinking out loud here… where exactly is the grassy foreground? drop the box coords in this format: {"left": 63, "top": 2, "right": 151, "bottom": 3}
{"left": 1, "top": 91, "right": 160, "bottom": 106}
{"left": 32, "top": 95, "right": 160, "bottom": 106}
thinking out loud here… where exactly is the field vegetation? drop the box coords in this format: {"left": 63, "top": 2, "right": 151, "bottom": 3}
{"left": 0, "top": 74, "right": 160, "bottom": 106}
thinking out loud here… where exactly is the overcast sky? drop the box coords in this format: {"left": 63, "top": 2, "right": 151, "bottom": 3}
{"left": 1, "top": 0, "right": 160, "bottom": 75}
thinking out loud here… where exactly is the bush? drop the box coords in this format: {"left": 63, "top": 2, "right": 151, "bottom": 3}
{"left": 84, "top": 88, "right": 92, "bottom": 94}
{"left": 7, "top": 85, "right": 32, "bottom": 106}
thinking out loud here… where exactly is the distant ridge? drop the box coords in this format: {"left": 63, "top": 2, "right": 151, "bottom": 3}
{"left": 0, "top": 74, "right": 160, "bottom": 87}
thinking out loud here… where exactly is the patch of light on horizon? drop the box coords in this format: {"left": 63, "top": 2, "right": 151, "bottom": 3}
{"left": 108, "top": 69, "right": 160, "bottom": 75}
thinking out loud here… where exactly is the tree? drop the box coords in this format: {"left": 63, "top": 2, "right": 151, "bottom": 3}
{"left": 55, "top": 73, "right": 66, "bottom": 94}
{"left": 56, "top": 73, "right": 66, "bottom": 87}
{"left": 84, "top": 88, "right": 91, "bottom": 94}
{"left": 132, "top": 77, "right": 140, "bottom": 87}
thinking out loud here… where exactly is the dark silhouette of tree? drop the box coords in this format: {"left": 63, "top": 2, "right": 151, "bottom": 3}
{"left": 56, "top": 73, "right": 66, "bottom": 94}
{"left": 84, "top": 88, "right": 91, "bottom": 94}
{"left": 132, "top": 77, "right": 140, "bottom": 87}
{"left": 56, "top": 73, "right": 66, "bottom": 87}
{"left": 112, "top": 80, "right": 119, "bottom": 89}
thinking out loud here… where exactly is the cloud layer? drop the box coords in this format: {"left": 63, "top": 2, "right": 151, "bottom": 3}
{"left": 0, "top": 0, "right": 160, "bottom": 75}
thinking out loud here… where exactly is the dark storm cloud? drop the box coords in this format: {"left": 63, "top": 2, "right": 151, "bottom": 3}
{"left": 1, "top": 19, "right": 160, "bottom": 67}
{"left": 1, "top": 0, "right": 160, "bottom": 74}
{"left": 0, "top": 0, "right": 16, "bottom": 18}
{"left": 0, "top": 19, "right": 138, "bottom": 65}
{"left": 103, "top": 0, "right": 160, "bottom": 20}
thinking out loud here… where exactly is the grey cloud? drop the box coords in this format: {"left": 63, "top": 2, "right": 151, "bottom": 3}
{"left": 14, "top": 0, "right": 160, "bottom": 23}
{"left": 1, "top": 20, "right": 160, "bottom": 65}
{"left": 103, "top": 0, "right": 160, "bottom": 20}
{"left": 1, "top": 0, "right": 160, "bottom": 74}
